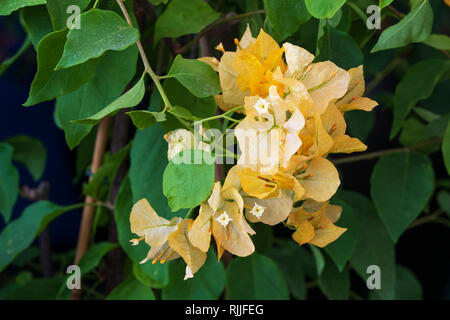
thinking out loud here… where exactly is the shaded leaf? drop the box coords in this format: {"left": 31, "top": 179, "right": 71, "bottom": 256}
{"left": 267, "top": 239, "right": 307, "bottom": 300}
{"left": 443, "top": 119, "right": 450, "bottom": 175}
{"left": 424, "top": 34, "right": 450, "bottom": 50}
{"left": 20, "top": 5, "right": 53, "bottom": 48}
{"left": 0, "top": 0, "right": 46, "bottom": 16}
{"left": 318, "top": 254, "right": 350, "bottom": 300}
{"left": 106, "top": 275, "right": 155, "bottom": 300}
{"left": 324, "top": 199, "right": 359, "bottom": 272}
{"left": 339, "top": 190, "right": 396, "bottom": 300}
{"left": 0, "top": 201, "right": 83, "bottom": 271}
{"left": 263, "top": 0, "right": 310, "bottom": 42}
{"left": 4, "top": 135, "right": 47, "bottom": 181}
{"left": 226, "top": 253, "right": 289, "bottom": 300}
{"left": 0, "top": 143, "right": 19, "bottom": 223}
{"left": 371, "top": 153, "right": 434, "bottom": 242}
{"left": 305, "top": 0, "right": 346, "bottom": 19}
{"left": 127, "top": 110, "right": 166, "bottom": 130}
{"left": 78, "top": 242, "right": 118, "bottom": 274}
{"left": 45, "top": 0, "right": 92, "bottom": 30}
{"left": 154, "top": 0, "right": 220, "bottom": 44}
{"left": 317, "top": 23, "right": 363, "bottom": 69}
{"left": 162, "top": 250, "right": 225, "bottom": 300}
{"left": 390, "top": 59, "right": 450, "bottom": 138}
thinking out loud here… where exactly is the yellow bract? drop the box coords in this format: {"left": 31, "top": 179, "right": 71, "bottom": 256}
{"left": 130, "top": 27, "right": 377, "bottom": 278}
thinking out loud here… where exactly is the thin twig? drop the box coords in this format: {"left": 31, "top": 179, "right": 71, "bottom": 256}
{"left": 332, "top": 138, "right": 442, "bottom": 165}
{"left": 366, "top": 57, "right": 402, "bottom": 95}
{"left": 387, "top": 5, "right": 405, "bottom": 19}
{"left": 177, "top": 10, "right": 266, "bottom": 54}
{"left": 408, "top": 209, "right": 445, "bottom": 229}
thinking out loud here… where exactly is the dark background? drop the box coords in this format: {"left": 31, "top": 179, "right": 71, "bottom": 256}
{"left": 1, "top": 1, "right": 449, "bottom": 299}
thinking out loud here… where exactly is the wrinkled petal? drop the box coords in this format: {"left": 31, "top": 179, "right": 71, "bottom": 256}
{"left": 329, "top": 135, "right": 367, "bottom": 154}
{"left": 298, "top": 158, "right": 340, "bottom": 202}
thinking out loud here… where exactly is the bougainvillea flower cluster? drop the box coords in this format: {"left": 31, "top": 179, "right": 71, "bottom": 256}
{"left": 130, "top": 27, "right": 377, "bottom": 280}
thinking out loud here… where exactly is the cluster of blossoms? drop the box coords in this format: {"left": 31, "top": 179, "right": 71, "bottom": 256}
{"left": 129, "top": 27, "right": 377, "bottom": 280}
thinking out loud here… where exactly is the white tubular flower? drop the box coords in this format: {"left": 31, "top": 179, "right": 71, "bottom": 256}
{"left": 215, "top": 212, "right": 232, "bottom": 227}
{"left": 250, "top": 203, "right": 265, "bottom": 219}
{"left": 254, "top": 97, "right": 270, "bottom": 115}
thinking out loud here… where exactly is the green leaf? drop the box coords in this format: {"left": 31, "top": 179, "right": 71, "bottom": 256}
{"left": 424, "top": 34, "right": 450, "bottom": 51}
{"left": 114, "top": 177, "right": 169, "bottom": 288}
{"left": 74, "top": 73, "right": 147, "bottom": 125}
{"left": 267, "top": 239, "right": 307, "bottom": 300}
{"left": 0, "top": 143, "right": 19, "bottom": 223}
{"left": 371, "top": 153, "right": 434, "bottom": 242}
{"left": 226, "top": 253, "right": 289, "bottom": 300}
{"left": 309, "top": 245, "right": 325, "bottom": 277}
{"left": 165, "top": 55, "right": 221, "bottom": 98}
{"left": 437, "top": 191, "right": 450, "bottom": 218}
{"left": 106, "top": 275, "right": 155, "bottom": 300}
{"left": 163, "top": 149, "right": 215, "bottom": 212}
{"left": 24, "top": 29, "right": 100, "bottom": 107}
{"left": 0, "top": 0, "right": 46, "bottom": 16}
{"left": 84, "top": 144, "right": 131, "bottom": 197}
{"left": 149, "top": 0, "right": 168, "bottom": 5}
{"left": 318, "top": 254, "right": 350, "bottom": 300}
{"left": 443, "top": 119, "right": 450, "bottom": 175}
{"left": 0, "top": 37, "right": 31, "bottom": 76}
{"left": 390, "top": 59, "right": 450, "bottom": 138}
{"left": 395, "top": 265, "right": 423, "bottom": 299}
{"left": 55, "top": 45, "right": 138, "bottom": 149}
{"left": 130, "top": 123, "right": 186, "bottom": 220}
{"left": 162, "top": 250, "right": 225, "bottom": 300}
{"left": 45, "top": 0, "right": 92, "bottom": 30}
{"left": 56, "top": 9, "right": 139, "bottom": 70}
{"left": 78, "top": 241, "right": 118, "bottom": 274}
{"left": 127, "top": 110, "right": 166, "bottom": 130}
{"left": 371, "top": 0, "right": 433, "bottom": 53}
{"left": 339, "top": 190, "right": 396, "bottom": 300}
{"left": 370, "top": 265, "right": 423, "bottom": 300}
{"left": 379, "top": 0, "right": 394, "bottom": 10}
{"left": 4, "top": 135, "right": 47, "bottom": 181}
{"left": 20, "top": 5, "right": 53, "bottom": 49}
{"left": 168, "top": 106, "right": 198, "bottom": 121}
{"left": 162, "top": 78, "right": 219, "bottom": 132}
{"left": 9, "top": 277, "right": 69, "bottom": 300}
{"left": 305, "top": 0, "right": 346, "bottom": 19}
{"left": 263, "top": 0, "right": 310, "bottom": 42}
{"left": 0, "top": 201, "right": 83, "bottom": 271}
{"left": 154, "top": 0, "right": 220, "bottom": 44}
{"left": 316, "top": 23, "right": 363, "bottom": 69}
{"left": 324, "top": 199, "right": 359, "bottom": 272}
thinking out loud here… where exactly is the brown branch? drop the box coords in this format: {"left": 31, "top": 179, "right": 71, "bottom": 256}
{"left": 332, "top": 138, "right": 442, "bottom": 165}
{"left": 176, "top": 10, "right": 266, "bottom": 55}
{"left": 72, "top": 117, "right": 111, "bottom": 299}
{"left": 366, "top": 57, "right": 402, "bottom": 95}
{"left": 387, "top": 5, "right": 405, "bottom": 19}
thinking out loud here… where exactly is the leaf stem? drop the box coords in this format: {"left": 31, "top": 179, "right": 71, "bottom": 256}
{"left": 408, "top": 209, "right": 446, "bottom": 229}
{"left": 196, "top": 105, "right": 244, "bottom": 124}
{"left": 115, "top": 0, "right": 173, "bottom": 110}
{"left": 332, "top": 138, "right": 442, "bottom": 165}
{"left": 177, "top": 10, "right": 266, "bottom": 54}
{"left": 93, "top": 0, "right": 101, "bottom": 9}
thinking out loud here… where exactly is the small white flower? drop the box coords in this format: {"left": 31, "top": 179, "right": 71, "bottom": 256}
{"left": 129, "top": 239, "right": 140, "bottom": 246}
{"left": 250, "top": 203, "right": 265, "bottom": 219}
{"left": 254, "top": 98, "right": 270, "bottom": 115}
{"left": 184, "top": 265, "right": 194, "bottom": 281}
{"left": 215, "top": 212, "right": 232, "bottom": 227}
